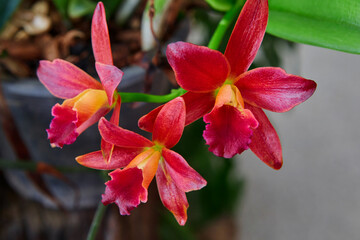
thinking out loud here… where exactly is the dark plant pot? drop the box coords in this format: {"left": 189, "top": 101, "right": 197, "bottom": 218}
{"left": 0, "top": 66, "right": 170, "bottom": 209}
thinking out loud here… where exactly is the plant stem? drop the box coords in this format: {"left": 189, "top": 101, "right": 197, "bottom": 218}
{"left": 207, "top": 0, "right": 245, "bottom": 50}
{"left": 119, "top": 87, "right": 187, "bottom": 103}
{"left": 86, "top": 201, "right": 108, "bottom": 240}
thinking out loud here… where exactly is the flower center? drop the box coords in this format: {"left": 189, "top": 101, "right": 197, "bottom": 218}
{"left": 214, "top": 84, "right": 245, "bottom": 110}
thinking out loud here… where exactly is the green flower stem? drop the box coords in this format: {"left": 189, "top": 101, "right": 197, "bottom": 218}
{"left": 118, "top": 87, "right": 187, "bottom": 103}
{"left": 207, "top": 0, "right": 245, "bottom": 50}
{"left": 0, "top": 159, "right": 94, "bottom": 173}
{"left": 86, "top": 201, "right": 108, "bottom": 240}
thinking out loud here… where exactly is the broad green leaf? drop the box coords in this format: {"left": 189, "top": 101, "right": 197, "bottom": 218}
{"left": 267, "top": 0, "right": 360, "bottom": 54}
{"left": 0, "top": 0, "right": 22, "bottom": 31}
{"left": 205, "top": 0, "right": 236, "bottom": 12}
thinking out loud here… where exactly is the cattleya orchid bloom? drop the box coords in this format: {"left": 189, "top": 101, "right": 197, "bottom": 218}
{"left": 37, "top": 2, "right": 123, "bottom": 150}
{"left": 76, "top": 97, "right": 206, "bottom": 225}
{"left": 139, "top": 0, "right": 317, "bottom": 169}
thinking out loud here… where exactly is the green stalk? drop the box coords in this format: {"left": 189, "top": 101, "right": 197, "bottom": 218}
{"left": 86, "top": 201, "right": 108, "bottom": 240}
{"left": 118, "top": 87, "right": 187, "bottom": 103}
{"left": 207, "top": 0, "right": 245, "bottom": 50}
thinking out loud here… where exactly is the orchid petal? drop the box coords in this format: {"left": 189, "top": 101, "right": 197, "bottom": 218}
{"left": 68, "top": 89, "right": 110, "bottom": 134}
{"left": 224, "top": 0, "right": 268, "bottom": 76}
{"left": 101, "top": 97, "right": 121, "bottom": 163}
{"left": 203, "top": 105, "right": 258, "bottom": 158}
{"left": 138, "top": 105, "right": 162, "bottom": 133}
{"left": 37, "top": 59, "right": 102, "bottom": 99}
{"left": 156, "top": 160, "right": 189, "bottom": 226}
{"left": 236, "top": 67, "right": 317, "bottom": 112}
{"left": 167, "top": 42, "right": 230, "bottom": 92}
{"left": 95, "top": 62, "right": 123, "bottom": 105}
{"left": 246, "top": 104, "right": 283, "bottom": 169}
{"left": 48, "top": 89, "right": 110, "bottom": 147}
{"left": 47, "top": 103, "right": 78, "bottom": 148}
{"left": 76, "top": 147, "right": 142, "bottom": 170}
{"left": 91, "top": 2, "right": 113, "bottom": 65}
{"left": 99, "top": 118, "right": 153, "bottom": 148}
{"left": 182, "top": 92, "right": 215, "bottom": 125}
{"left": 126, "top": 149, "right": 160, "bottom": 190}
{"left": 162, "top": 148, "right": 206, "bottom": 192}
{"left": 102, "top": 168, "right": 147, "bottom": 215}
{"left": 152, "top": 97, "right": 185, "bottom": 149}
{"left": 138, "top": 92, "right": 214, "bottom": 133}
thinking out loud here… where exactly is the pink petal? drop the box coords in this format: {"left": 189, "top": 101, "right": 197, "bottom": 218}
{"left": 91, "top": 2, "right": 113, "bottom": 65}
{"left": 156, "top": 160, "right": 189, "bottom": 226}
{"left": 102, "top": 168, "right": 147, "bottom": 215}
{"left": 99, "top": 118, "right": 153, "bottom": 148}
{"left": 101, "top": 97, "right": 121, "bottom": 163}
{"left": 236, "top": 67, "right": 317, "bottom": 112}
{"left": 166, "top": 42, "right": 230, "bottom": 92}
{"left": 162, "top": 148, "right": 206, "bottom": 192}
{"left": 76, "top": 147, "right": 142, "bottom": 170}
{"left": 95, "top": 62, "right": 123, "bottom": 105}
{"left": 47, "top": 103, "right": 78, "bottom": 148}
{"left": 246, "top": 104, "right": 283, "bottom": 170}
{"left": 152, "top": 97, "right": 185, "bottom": 149}
{"left": 138, "top": 92, "right": 214, "bottom": 132}
{"left": 37, "top": 59, "right": 102, "bottom": 99}
{"left": 203, "top": 105, "right": 258, "bottom": 158}
{"left": 224, "top": 0, "right": 268, "bottom": 77}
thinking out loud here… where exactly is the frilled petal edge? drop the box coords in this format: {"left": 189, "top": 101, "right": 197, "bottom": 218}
{"left": 203, "top": 105, "right": 258, "bottom": 158}
{"left": 102, "top": 168, "right": 147, "bottom": 215}
{"left": 47, "top": 103, "right": 78, "bottom": 148}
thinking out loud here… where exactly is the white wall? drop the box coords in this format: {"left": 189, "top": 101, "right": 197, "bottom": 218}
{"left": 238, "top": 44, "right": 360, "bottom": 240}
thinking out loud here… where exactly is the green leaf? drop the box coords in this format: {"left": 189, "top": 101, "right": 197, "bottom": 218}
{"left": 0, "top": 0, "right": 22, "bottom": 31}
{"left": 267, "top": 0, "right": 360, "bottom": 54}
{"left": 68, "top": 0, "right": 96, "bottom": 19}
{"left": 205, "top": 0, "right": 236, "bottom": 12}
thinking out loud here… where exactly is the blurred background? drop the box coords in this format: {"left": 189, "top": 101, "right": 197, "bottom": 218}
{"left": 1, "top": 0, "right": 359, "bottom": 239}
{"left": 238, "top": 43, "right": 360, "bottom": 240}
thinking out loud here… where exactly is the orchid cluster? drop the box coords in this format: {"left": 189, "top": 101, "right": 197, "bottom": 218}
{"left": 36, "top": 0, "right": 316, "bottom": 225}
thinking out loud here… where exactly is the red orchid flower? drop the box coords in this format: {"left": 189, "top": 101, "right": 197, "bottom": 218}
{"left": 36, "top": 2, "right": 122, "bottom": 149}
{"left": 76, "top": 97, "right": 206, "bottom": 225}
{"left": 139, "top": 0, "right": 316, "bottom": 169}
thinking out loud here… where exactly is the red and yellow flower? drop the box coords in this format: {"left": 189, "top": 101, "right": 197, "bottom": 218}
{"left": 76, "top": 97, "right": 206, "bottom": 225}
{"left": 37, "top": 2, "right": 122, "bottom": 149}
{"left": 139, "top": 0, "right": 317, "bottom": 169}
